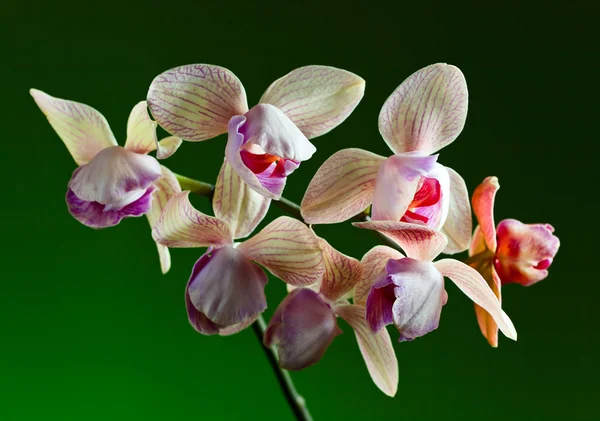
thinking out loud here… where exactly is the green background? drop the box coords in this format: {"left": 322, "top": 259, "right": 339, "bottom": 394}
{"left": 2, "top": 1, "right": 597, "bottom": 420}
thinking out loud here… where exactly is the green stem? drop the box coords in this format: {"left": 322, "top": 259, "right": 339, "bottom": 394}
{"left": 173, "top": 173, "right": 214, "bottom": 198}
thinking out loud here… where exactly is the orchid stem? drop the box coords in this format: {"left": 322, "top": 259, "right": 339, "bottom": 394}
{"left": 173, "top": 173, "right": 214, "bottom": 198}
{"left": 252, "top": 315, "right": 313, "bottom": 421}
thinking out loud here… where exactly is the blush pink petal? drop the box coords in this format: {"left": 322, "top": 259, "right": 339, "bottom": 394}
{"left": 403, "top": 162, "right": 450, "bottom": 230}
{"left": 474, "top": 264, "right": 502, "bottom": 347}
{"left": 355, "top": 246, "right": 405, "bottom": 306}
{"left": 317, "top": 237, "right": 363, "bottom": 302}
{"left": 441, "top": 167, "right": 473, "bottom": 254}
{"left": 472, "top": 176, "right": 500, "bottom": 252}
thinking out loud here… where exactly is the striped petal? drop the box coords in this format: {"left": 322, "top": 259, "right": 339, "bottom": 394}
{"left": 147, "top": 64, "right": 249, "bottom": 141}
{"left": 260, "top": 65, "right": 365, "bottom": 139}
{"left": 378, "top": 64, "right": 468, "bottom": 155}
{"left": 335, "top": 304, "right": 398, "bottom": 397}
{"left": 146, "top": 166, "right": 182, "bottom": 274}
{"left": 124, "top": 101, "right": 158, "bottom": 155}
{"left": 156, "top": 136, "right": 182, "bottom": 160}
{"left": 353, "top": 221, "right": 447, "bottom": 261}
{"left": 30, "top": 89, "right": 117, "bottom": 165}
{"left": 213, "top": 160, "right": 271, "bottom": 239}
{"left": 301, "top": 148, "right": 385, "bottom": 224}
{"left": 152, "top": 191, "right": 233, "bottom": 248}
{"left": 472, "top": 176, "right": 500, "bottom": 251}
{"left": 435, "top": 259, "right": 517, "bottom": 340}
{"left": 317, "top": 237, "right": 363, "bottom": 302}
{"left": 237, "top": 216, "right": 324, "bottom": 286}
{"left": 355, "top": 246, "right": 405, "bottom": 306}
{"left": 440, "top": 167, "right": 472, "bottom": 254}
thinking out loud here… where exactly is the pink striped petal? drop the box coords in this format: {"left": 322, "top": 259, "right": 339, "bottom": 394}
{"left": 353, "top": 221, "right": 447, "bottom": 261}
{"left": 355, "top": 246, "right": 404, "bottom": 306}
{"left": 30, "top": 89, "right": 118, "bottom": 165}
{"left": 259, "top": 65, "right": 365, "bottom": 139}
{"left": 472, "top": 176, "right": 500, "bottom": 251}
{"left": 301, "top": 148, "right": 385, "bottom": 224}
{"left": 147, "top": 64, "right": 249, "bottom": 141}
{"left": 237, "top": 216, "right": 324, "bottom": 286}
{"left": 156, "top": 136, "right": 182, "bottom": 159}
{"left": 152, "top": 191, "right": 233, "bottom": 248}
{"left": 317, "top": 237, "right": 363, "bottom": 302}
{"left": 474, "top": 264, "right": 502, "bottom": 347}
{"left": 434, "top": 258, "right": 517, "bottom": 340}
{"left": 124, "top": 101, "right": 158, "bottom": 155}
{"left": 146, "top": 166, "right": 182, "bottom": 274}
{"left": 213, "top": 160, "right": 271, "bottom": 239}
{"left": 440, "top": 167, "right": 472, "bottom": 254}
{"left": 378, "top": 64, "right": 468, "bottom": 155}
{"left": 335, "top": 304, "right": 398, "bottom": 397}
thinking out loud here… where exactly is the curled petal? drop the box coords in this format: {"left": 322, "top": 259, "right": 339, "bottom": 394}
{"left": 474, "top": 263, "right": 502, "bottom": 347}
{"left": 435, "top": 258, "right": 517, "bottom": 340}
{"left": 156, "top": 136, "right": 183, "bottom": 160}
{"left": 365, "top": 275, "right": 396, "bottom": 333}
{"left": 353, "top": 221, "right": 447, "bottom": 261}
{"left": 237, "top": 216, "right": 324, "bottom": 286}
{"left": 355, "top": 246, "right": 405, "bottom": 306}
{"left": 148, "top": 64, "right": 249, "bottom": 141}
{"left": 301, "top": 148, "right": 385, "bottom": 224}
{"left": 124, "top": 101, "right": 158, "bottom": 155}
{"left": 152, "top": 191, "right": 233, "bottom": 248}
{"left": 260, "top": 65, "right": 365, "bottom": 139}
{"left": 213, "top": 160, "right": 271, "bottom": 239}
{"left": 472, "top": 176, "right": 500, "bottom": 251}
{"left": 335, "top": 304, "right": 398, "bottom": 397}
{"left": 264, "top": 288, "right": 340, "bottom": 370}
{"left": 469, "top": 225, "right": 488, "bottom": 257}
{"left": 317, "top": 237, "right": 363, "bottom": 302}
{"left": 378, "top": 64, "right": 468, "bottom": 155}
{"left": 441, "top": 167, "right": 472, "bottom": 254}
{"left": 30, "top": 89, "right": 117, "bottom": 165}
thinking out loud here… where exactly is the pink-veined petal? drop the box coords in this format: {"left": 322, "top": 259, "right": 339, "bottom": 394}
{"left": 301, "top": 148, "right": 385, "bottom": 224}
{"left": 30, "top": 89, "right": 117, "bottom": 165}
{"left": 147, "top": 64, "right": 249, "bottom": 141}
{"left": 474, "top": 264, "right": 502, "bottom": 347}
{"left": 146, "top": 166, "right": 182, "bottom": 274}
{"left": 213, "top": 160, "right": 271, "bottom": 239}
{"left": 237, "top": 216, "right": 324, "bottom": 286}
{"left": 259, "top": 65, "right": 365, "bottom": 139}
{"left": 124, "top": 101, "right": 158, "bottom": 155}
{"left": 353, "top": 221, "right": 448, "bottom": 261}
{"left": 378, "top": 64, "right": 468, "bottom": 155}
{"left": 317, "top": 237, "right": 363, "bottom": 302}
{"left": 335, "top": 304, "right": 398, "bottom": 397}
{"left": 152, "top": 191, "right": 233, "bottom": 248}
{"left": 156, "top": 136, "right": 183, "bottom": 159}
{"left": 434, "top": 258, "right": 517, "bottom": 340}
{"left": 440, "top": 166, "right": 472, "bottom": 254}
{"left": 355, "top": 246, "right": 405, "bottom": 306}
{"left": 472, "top": 176, "right": 500, "bottom": 251}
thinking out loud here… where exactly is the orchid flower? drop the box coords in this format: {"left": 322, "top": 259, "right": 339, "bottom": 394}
{"left": 30, "top": 89, "right": 183, "bottom": 273}
{"left": 264, "top": 237, "right": 398, "bottom": 397}
{"left": 353, "top": 220, "right": 517, "bottom": 342}
{"left": 469, "top": 177, "right": 560, "bottom": 346}
{"left": 151, "top": 191, "right": 324, "bottom": 335}
{"left": 147, "top": 64, "right": 365, "bottom": 200}
{"left": 301, "top": 63, "right": 472, "bottom": 254}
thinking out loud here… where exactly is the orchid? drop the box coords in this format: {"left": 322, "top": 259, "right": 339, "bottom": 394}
{"left": 265, "top": 237, "right": 399, "bottom": 396}
{"left": 301, "top": 63, "right": 472, "bottom": 254}
{"left": 469, "top": 177, "right": 560, "bottom": 346}
{"left": 353, "top": 221, "right": 517, "bottom": 342}
{"left": 30, "top": 89, "right": 183, "bottom": 273}
{"left": 147, "top": 64, "right": 365, "bottom": 200}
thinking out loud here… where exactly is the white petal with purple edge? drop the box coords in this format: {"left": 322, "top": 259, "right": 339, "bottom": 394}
{"left": 355, "top": 246, "right": 405, "bottom": 306}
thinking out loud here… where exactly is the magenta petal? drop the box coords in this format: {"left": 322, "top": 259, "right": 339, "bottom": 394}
{"left": 186, "top": 245, "right": 267, "bottom": 329}
{"left": 365, "top": 275, "right": 396, "bottom": 333}
{"left": 265, "top": 289, "right": 340, "bottom": 371}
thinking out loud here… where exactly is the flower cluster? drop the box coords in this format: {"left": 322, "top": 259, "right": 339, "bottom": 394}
{"left": 31, "top": 63, "right": 559, "bottom": 397}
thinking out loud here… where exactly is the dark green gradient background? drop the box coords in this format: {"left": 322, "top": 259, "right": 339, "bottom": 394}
{"left": 1, "top": 1, "right": 597, "bottom": 420}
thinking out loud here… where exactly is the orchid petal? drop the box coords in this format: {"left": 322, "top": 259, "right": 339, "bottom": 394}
{"left": 434, "top": 259, "right": 517, "bottom": 340}
{"left": 152, "top": 191, "right": 233, "bottom": 248}
{"left": 440, "top": 167, "right": 472, "bottom": 254}
{"left": 317, "top": 237, "right": 363, "bottom": 302}
{"left": 353, "top": 221, "right": 447, "bottom": 261}
{"left": 335, "top": 304, "right": 398, "bottom": 397}
{"left": 30, "top": 89, "right": 117, "bottom": 165}
{"left": 185, "top": 289, "right": 221, "bottom": 335}
{"left": 124, "top": 101, "right": 158, "bottom": 155}
{"left": 218, "top": 316, "right": 258, "bottom": 336}
{"left": 378, "top": 64, "right": 468, "bottom": 155}
{"left": 260, "top": 65, "right": 365, "bottom": 139}
{"left": 370, "top": 153, "right": 439, "bottom": 222}
{"left": 147, "top": 64, "right": 249, "bottom": 141}
{"left": 474, "top": 264, "right": 502, "bottom": 347}
{"left": 355, "top": 246, "right": 404, "bottom": 306}
{"left": 472, "top": 176, "right": 500, "bottom": 251}
{"left": 156, "top": 136, "right": 183, "bottom": 159}
{"left": 301, "top": 148, "right": 385, "bottom": 224}
{"left": 146, "top": 166, "right": 182, "bottom": 274}
{"left": 469, "top": 226, "right": 488, "bottom": 257}
{"left": 213, "top": 160, "right": 271, "bottom": 239}
{"left": 237, "top": 216, "right": 324, "bottom": 286}
{"left": 365, "top": 276, "right": 396, "bottom": 333}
